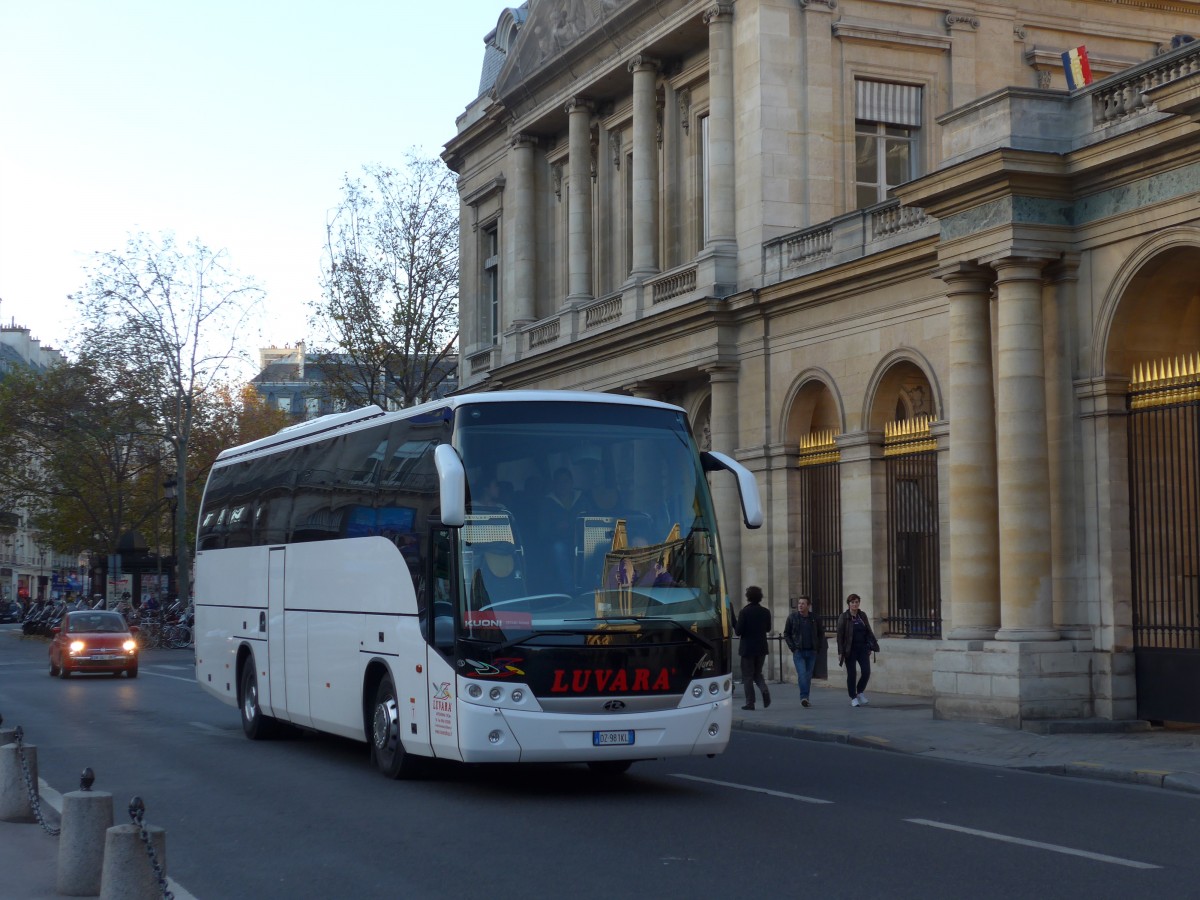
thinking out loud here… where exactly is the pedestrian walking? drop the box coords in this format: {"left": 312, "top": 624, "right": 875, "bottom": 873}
{"left": 836, "top": 593, "right": 879, "bottom": 707}
{"left": 735, "top": 585, "right": 772, "bottom": 710}
{"left": 784, "top": 596, "right": 827, "bottom": 707}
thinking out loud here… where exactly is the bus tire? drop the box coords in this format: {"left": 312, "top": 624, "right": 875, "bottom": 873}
{"left": 371, "top": 675, "right": 421, "bottom": 779}
{"left": 587, "top": 760, "right": 633, "bottom": 776}
{"left": 240, "top": 663, "right": 279, "bottom": 740}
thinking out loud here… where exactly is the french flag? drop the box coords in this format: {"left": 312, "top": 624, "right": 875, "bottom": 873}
{"left": 1062, "top": 45, "right": 1093, "bottom": 90}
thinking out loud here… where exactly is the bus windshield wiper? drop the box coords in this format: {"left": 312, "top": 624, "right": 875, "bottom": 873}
{"left": 492, "top": 630, "right": 584, "bottom": 653}
{"left": 564, "top": 616, "right": 714, "bottom": 653}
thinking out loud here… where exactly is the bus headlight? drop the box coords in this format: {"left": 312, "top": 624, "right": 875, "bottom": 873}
{"left": 691, "top": 685, "right": 704, "bottom": 698}
{"left": 723, "top": 679, "right": 732, "bottom": 693}
{"left": 708, "top": 723, "right": 720, "bottom": 736}
{"left": 511, "top": 689, "right": 524, "bottom": 702}
{"left": 467, "top": 683, "right": 483, "bottom": 699}
{"left": 489, "top": 686, "right": 503, "bottom": 701}
{"left": 708, "top": 682, "right": 719, "bottom": 695}
{"left": 488, "top": 730, "right": 504, "bottom": 744}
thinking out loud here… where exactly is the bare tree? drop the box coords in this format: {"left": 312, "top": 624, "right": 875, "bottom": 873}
{"left": 72, "top": 232, "right": 264, "bottom": 605}
{"left": 312, "top": 152, "right": 459, "bottom": 410}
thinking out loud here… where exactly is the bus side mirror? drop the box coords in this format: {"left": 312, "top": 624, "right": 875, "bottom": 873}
{"left": 700, "top": 451, "right": 764, "bottom": 529}
{"left": 435, "top": 444, "right": 466, "bottom": 527}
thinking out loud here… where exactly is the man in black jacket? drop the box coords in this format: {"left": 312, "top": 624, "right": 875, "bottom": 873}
{"left": 784, "top": 596, "right": 827, "bottom": 707}
{"left": 735, "top": 585, "right": 772, "bottom": 710}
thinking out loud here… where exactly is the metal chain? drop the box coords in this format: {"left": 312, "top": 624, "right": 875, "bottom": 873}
{"left": 11, "top": 726, "right": 61, "bottom": 836}
{"left": 129, "top": 797, "right": 174, "bottom": 900}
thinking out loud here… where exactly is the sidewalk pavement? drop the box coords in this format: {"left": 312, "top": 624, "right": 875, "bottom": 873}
{"left": 733, "top": 679, "right": 1200, "bottom": 794}
{"left": 5, "top": 686, "right": 1199, "bottom": 900}
{"left": 0, "top": 779, "right": 197, "bottom": 900}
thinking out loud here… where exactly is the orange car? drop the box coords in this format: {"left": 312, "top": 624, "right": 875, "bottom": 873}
{"left": 49, "top": 610, "right": 139, "bottom": 678}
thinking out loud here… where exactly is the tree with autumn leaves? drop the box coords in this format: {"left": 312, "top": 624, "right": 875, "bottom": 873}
{"left": 0, "top": 361, "right": 289, "bottom": 601}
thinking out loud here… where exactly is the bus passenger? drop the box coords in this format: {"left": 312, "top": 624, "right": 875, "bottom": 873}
{"left": 542, "top": 467, "right": 583, "bottom": 589}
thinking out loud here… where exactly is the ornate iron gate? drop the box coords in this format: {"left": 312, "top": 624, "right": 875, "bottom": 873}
{"left": 794, "top": 431, "right": 842, "bottom": 632}
{"left": 1128, "top": 354, "right": 1200, "bottom": 723}
{"left": 883, "top": 417, "right": 942, "bottom": 637}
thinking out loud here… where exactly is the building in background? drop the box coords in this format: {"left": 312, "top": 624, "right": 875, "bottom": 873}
{"left": 444, "top": 2, "right": 1200, "bottom": 725}
{"left": 0, "top": 324, "right": 84, "bottom": 606}
{"left": 250, "top": 343, "right": 459, "bottom": 420}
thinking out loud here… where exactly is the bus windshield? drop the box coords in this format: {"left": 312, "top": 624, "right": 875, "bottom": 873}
{"left": 451, "top": 400, "right": 728, "bottom": 645}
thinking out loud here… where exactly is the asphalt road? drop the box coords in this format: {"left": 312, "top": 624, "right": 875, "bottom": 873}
{"left": 3, "top": 625, "right": 1198, "bottom": 899}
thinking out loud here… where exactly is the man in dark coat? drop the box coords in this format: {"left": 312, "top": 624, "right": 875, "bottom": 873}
{"left": 734, "top": 585, "right": 772, "bottom": 710}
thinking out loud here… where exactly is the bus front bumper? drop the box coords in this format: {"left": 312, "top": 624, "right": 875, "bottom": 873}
{"left": 455, "top": 696, "right": 733, "bottom": 764}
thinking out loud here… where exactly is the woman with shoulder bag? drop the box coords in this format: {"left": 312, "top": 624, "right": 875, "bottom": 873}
{"left": 836, "top": 593, "right": 880, "bottom": 707}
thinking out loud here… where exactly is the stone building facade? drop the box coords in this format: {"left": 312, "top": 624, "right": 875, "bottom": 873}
{"left": 443, "top": 1, "right": 1200, "bottom": 726}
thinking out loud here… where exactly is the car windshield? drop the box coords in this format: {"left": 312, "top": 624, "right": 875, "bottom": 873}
{"left": 449, "top": 400, "right": 729, "bottom": 644}
{"left": 69, "top": 613, "right": 127, "bottom": 634}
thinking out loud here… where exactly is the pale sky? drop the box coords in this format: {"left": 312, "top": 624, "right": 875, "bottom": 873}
{"left": 0, "top": 0, "right": 512, "bottom": 372}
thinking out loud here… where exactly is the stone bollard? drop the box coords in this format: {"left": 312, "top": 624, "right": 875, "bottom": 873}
{"left": 0, "top": 741, "right": 36, "bottom": 822}
{"left": 57, "top": 772, "right": 115, "bottom": 897}
{"left": 99, "top": 822, "right": 167, "bottom": 900}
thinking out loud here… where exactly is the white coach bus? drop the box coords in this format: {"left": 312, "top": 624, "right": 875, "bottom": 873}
{"left": 194, "top": 390, "right": 762, "bottom": 777}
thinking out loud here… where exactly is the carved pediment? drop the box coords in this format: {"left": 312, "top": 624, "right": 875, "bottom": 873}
{"left": 494, "top": 0, "right": 679, "bottom": 100}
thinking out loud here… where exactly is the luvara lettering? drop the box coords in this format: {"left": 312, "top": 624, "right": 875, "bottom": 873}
{"left": 550, "top": 667, "right": 673, "bottom": 693}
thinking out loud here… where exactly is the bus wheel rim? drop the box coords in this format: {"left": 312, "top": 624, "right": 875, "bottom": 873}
{"left": 373, "top": 696, "right": 399, "bottom": 752}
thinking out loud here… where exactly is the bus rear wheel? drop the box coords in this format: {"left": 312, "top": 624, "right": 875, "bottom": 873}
{"left": 240, "top": 663, "right": 279, "bottom": 740}
{"left": 371, "top": 675, "right": 421, "bottom": 779}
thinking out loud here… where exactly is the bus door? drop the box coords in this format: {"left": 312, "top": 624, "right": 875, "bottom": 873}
{"left": 267, "top": 548, "right": 287, "bottom": 717}
{"left": 426, "top": 527, "right": 462, "bottom": 761}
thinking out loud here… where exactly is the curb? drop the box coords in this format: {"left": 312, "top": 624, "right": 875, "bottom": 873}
{"left": 732, "top": 717, "right": 1200, "bottom": 796}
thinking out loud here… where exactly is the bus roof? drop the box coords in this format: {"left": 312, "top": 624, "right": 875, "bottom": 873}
{"left": 214, "top": 389, "right": 683, "bottom": 464}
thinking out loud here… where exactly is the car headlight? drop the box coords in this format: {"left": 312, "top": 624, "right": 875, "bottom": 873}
{"left": 122, "top": 640, "right": 137, "bottom": 653}
{"left": 69, "top": 640, "right": 85, "bottom": 654}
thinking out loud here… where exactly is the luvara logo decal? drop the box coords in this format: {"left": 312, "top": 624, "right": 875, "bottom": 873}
{"left": 550, "top": 668, "right": 674, "bottom": 693}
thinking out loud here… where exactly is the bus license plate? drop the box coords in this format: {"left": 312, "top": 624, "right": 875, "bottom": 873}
{"left": 593, "top": 730, "right": 634, "bottom": 746}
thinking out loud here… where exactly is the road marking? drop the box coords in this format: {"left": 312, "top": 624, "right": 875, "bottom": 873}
{"left": 905, "top": 818, "right": 1161, "bottom": 869}
{"left": 140, "top": 670, "right": 196, "bottom": 684}
{"left": 672, "top": 773, "right": 833, "bottom": 804}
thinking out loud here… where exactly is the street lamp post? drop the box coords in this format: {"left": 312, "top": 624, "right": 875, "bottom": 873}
{"left": 163, "top": 477, "right": 178, "bottom": 600}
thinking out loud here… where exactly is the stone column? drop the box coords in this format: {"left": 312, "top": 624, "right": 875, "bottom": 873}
{"left": 566, "top": 99, "right": 594, "bottom": 306}
{"left": 940, "top": 263, "right": 1000, "bottom": 639}
{"left": 1043, "top": 255, "right": 1086, "bottom": 636}
{"left": 628, "top": 55, "right": 660, "bottom": 279}
{"left": 703, "top": 2, "right": 735, "bottom": 251}
{"left": 992, "top": 257, "right": 1057, "bottom": 641}
{"left": 706, "top": 366, "right": 743, "bottom": 588}
{"left": 510, "top": 133, "right": 538, "bottom": 326}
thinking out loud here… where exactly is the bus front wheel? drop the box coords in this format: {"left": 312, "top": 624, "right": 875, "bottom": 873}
{"left": 371, "top": 675, "right": 421, "bottom": 779}
{"left": 240, "top": 663, "right": 279, "bottom": 740}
